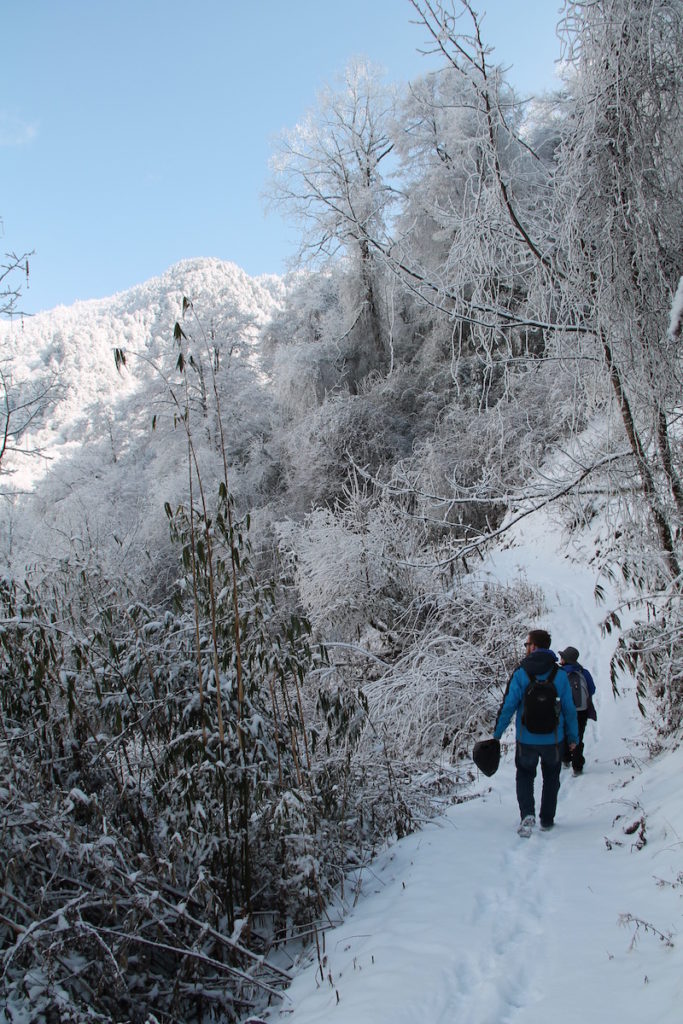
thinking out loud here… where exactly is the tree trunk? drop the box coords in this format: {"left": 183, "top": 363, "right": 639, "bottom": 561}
{"left": 359, "top": 239, "right": 384, "bottom": 359}
{"left": 601, "top": 332, "right": 680, "bottom": 580}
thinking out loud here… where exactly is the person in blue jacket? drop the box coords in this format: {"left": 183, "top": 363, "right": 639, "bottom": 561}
{"left": 557, "top": 645, "right": 597, "bottom": 776}
{"left": 492, "top": 629, "right": 579, "bottom": 837}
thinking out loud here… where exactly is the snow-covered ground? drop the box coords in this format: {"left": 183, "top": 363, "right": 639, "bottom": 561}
{"left": 262, "top": 516, "right": 682, "bottom": 1023}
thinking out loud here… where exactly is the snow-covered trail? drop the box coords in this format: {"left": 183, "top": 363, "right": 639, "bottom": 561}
{"left": 263, "top": 525, "right": 683, "bottom": 1024}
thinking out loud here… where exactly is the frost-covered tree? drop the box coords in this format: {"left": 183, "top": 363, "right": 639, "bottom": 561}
{"left": 551, "top": 0, "right": 683, "bottom": 581}
{"left": 269, "top": 59, "right": 398, "bottom": 369}
{"left": 389, "top": 2, "right": 558, "bottom": 374}
{"left": 0, "top": 242, "right": 59, "bottom": 493}
{"left": 0, "top": 362, "right": 58, "bottom": 484}
{"left": 393, "top": 0, "right": 682, "bottom": 721}
{"left": 0, "top": 245, "right": 30, "bottom": 320}
{"left": 392, "top": 1, "right": 681, "bottom": 572}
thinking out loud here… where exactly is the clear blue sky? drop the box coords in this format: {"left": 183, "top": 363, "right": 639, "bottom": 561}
{"left": 1, "top": 1, "right": 564, "bottom": 313}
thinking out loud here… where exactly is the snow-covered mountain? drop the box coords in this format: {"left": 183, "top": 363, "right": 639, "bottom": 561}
{"left": 0, "top": 258, "right": 286, "bottom": 492}
{"left": 0, "top": 258, "right": 288, "bottom": 573}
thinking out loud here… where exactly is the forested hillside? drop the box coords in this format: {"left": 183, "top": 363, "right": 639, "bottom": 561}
{"left": 1, "top": 2, "right": 681, "bottom": 1021}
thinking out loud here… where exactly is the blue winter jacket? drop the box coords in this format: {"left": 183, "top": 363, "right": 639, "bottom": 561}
{"left": 493, "top": 649, "right": 579, "bottom": 746}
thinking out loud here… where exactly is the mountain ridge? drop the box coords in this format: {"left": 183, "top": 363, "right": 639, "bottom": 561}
{"left": 0, "top": 257, "right": 287, "bottom": 494}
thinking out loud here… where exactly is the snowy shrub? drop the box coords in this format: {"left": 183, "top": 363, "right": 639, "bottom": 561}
{"left": 0, "top": 514, "right": 334, "bottom": 1021}
{"left": 391, "top": 371, "right": 569, "bottom": 545}
{"left": 604, "top": 579, "right": 683, "bottom": 737}
{"left": 277, "top": 391, "right": 414, "bottom": 512}
{"left": 277, "top": 479, "right": 415, "bottom": 642}
{"left": 354, "top": 576, "right": 546, "bottom": 766}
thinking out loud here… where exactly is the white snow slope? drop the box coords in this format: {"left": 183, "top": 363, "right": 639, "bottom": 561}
{"left": 262, "top": 515, "right": 682, "bottom": 1024}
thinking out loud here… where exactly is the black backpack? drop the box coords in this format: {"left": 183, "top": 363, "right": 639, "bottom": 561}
{"left": 522, "top": 664, "right": 560, "bottom": 734}
{"left": 567, "top": 667, "right": 589, "bottom": 711}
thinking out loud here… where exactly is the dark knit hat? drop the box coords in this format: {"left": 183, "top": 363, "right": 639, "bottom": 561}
{"left": 558, "top": 646, "right": 579, "bottom": 663}
{"left": 472, "top": 738, "right": 501, "bottom": 777}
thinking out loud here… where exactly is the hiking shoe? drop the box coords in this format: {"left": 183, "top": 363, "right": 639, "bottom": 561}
{"left": 539, "top": 821, "right": 554, "bottom": 831}
{"left": 572, "top": 768, "right": 583, "bottom": 777}
{"left": 517, "top": 815, "right": 535, "bottom": 838}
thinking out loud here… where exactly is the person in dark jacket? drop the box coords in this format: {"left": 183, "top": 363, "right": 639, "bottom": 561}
{"left": 557, "top": 645, "right": 597, "bottom": 776}
{"left": 492, "top": 629, "right": 579, "bottom": 837}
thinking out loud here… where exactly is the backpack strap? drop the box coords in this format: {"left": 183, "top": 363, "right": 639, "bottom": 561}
{"left": 548, "top": 663, "right": 559, "bottom": 745}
